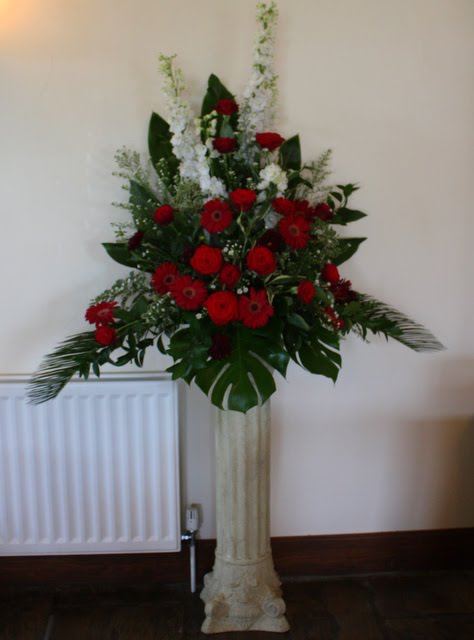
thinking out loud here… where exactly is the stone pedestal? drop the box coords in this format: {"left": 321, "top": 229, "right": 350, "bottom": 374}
{"left": 200, "top": 402, "right": 289, "bottom": 634}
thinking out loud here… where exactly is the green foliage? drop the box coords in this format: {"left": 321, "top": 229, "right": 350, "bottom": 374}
{"left": 332, "top": 238, "right": 366, "bottom": 265}
{"left": 351, "top": 295, "right": 445, "bottom": 352}
{"left": 102, "top": 242, "right": 140, "bottom": 269}
{"left": 201, "top": 74, "right": 235, "bottom": 117}
{"left": 280, "top": 135, "right": 301, "bottom": 171}
{"left": 148, "top": 112, "right": 179, "bottom": 177}
{"left": 27, "top": 332, "right": 105, "bottom": 404}
{"left": 283, "top": 321, "right": 341, "bottom": 383}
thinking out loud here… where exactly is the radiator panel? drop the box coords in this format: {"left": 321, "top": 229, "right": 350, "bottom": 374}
{"left": 0, "top": 376, "right": 180, "bottom": 555}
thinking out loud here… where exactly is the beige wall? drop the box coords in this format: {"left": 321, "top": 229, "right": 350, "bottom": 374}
{"left": 2, "top": 0, "right": 473, "bottom": 538}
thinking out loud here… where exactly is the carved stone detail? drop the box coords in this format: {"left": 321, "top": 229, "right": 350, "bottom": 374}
{"left": 200, "top": 403, "right": 289, "bottom": 634}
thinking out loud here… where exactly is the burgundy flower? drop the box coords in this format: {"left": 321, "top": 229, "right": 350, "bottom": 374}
{"left": 209, "top": 333, "right": 232, "bottom": 360}
{"left": 330, "top": 279, "right": 357, "bottom": 303}
{"left": 127, "top": 231, "right": 144, "bottom": 250}
{"left": 257, "top": 229, "right": 286, "bottom": 253}
{"left": 311, "top": 202, "right": 334, "bottom": 222}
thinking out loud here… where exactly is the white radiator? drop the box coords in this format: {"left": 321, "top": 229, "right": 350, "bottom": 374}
{"left": 0, "top": 374, "right": 180, "bottom": 555}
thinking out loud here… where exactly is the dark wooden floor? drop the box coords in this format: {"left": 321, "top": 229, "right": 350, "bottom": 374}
{"left": 1, "top": 571, "right": 473, "bottom": 639}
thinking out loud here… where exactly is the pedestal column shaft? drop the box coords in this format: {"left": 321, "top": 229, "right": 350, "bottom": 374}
{"left": 200, "top": 402, "right": 289, "bottom": 634}
{"left": 215, "top": 402, "right": 270, "bottom": 561}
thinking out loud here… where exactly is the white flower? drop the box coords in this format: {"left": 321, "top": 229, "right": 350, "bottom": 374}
{"left": 257, "top": 162, "right": 288, "bottom": 195}
{"left": 158, "top": 55, "right": 225, "bottom": 197}
{"left": 238, "top": 2, "right": 279, "bottom": 157}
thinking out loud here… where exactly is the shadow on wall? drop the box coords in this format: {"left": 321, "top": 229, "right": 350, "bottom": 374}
{"left": 377, "top": 355, "right": 474, "bottom": 531}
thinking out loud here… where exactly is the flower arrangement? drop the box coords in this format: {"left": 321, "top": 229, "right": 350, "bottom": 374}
{"left": 28, "top": 1, "right": 443, "bottom": 412}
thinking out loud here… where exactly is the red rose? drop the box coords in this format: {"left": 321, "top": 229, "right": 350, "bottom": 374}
{"left": 201, "top": 198, "right": 233, "bottom": 233}
{"left": 278, "top": 214, "right": 310, "bottom": 250}
{"left": 246, "top": 246, "right": 277, "bottom": 276}
{"left": 219, "top": 263, "right": 241, "bottom": 288}
{"left": 255, "top": 132, "right": 285, "bottom": 151}
{"left": 272, "top": 197, "right": 295, "bottom": 217}
{"left": 169, "top": 276, "right": 208, "bottom": 310}
{"left": 152, "top": 262, "right": 179, "bottom": 294}
{"left": 212, "top": 137, "right": 237, "bottom": 154}
{"left": 311, "top": 202, "right": 334, "bottom": 222}
{"left": 214, "top": 98, "right": 239, "bottom": 116}
{"left": 298, "top": 281, "right": 316, "bottom": 304}
{"left": 229, "top": 189, "right": 257, "bottom": 211}
{"left": 95, "top": 325, "right": 118, "bottom": 346}
{"left": 209, "top": 333, "right": 232, "bottom": 360}
{"left": 205, "top": 291, "right": 239, "bottom": 326}
{"left": 324, "top": 306, "right": 345, "bottom": 330}
{"left": 85, "top": 301, "right": 118, "bottom": 325}
{"left": 238, "top": 288, "right": 274, "bottom": 329}
{"left": 321, "top": 263, "right": 340, "bottom": 285}
{"left": 190, "top": 245, "right": 223, "bottom": 275}
{"left": 153, "top": 204, "right": 174, "bottom": 225}
{"left": 127, "top": 230, "right": 144, "bottom": 250}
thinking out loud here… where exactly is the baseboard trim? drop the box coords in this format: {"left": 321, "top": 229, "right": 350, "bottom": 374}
{"left": 1, "top": 528, "right": 472, "bottom": 588}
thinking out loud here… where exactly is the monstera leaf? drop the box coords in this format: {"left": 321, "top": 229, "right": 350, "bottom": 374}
{"left": 167, "top": 323, "right": 289, "bottom": 413}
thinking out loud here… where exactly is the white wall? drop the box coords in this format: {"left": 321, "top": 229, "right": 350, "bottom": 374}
{"left": 2, "top": 0, "right": 473, "bottom": 539}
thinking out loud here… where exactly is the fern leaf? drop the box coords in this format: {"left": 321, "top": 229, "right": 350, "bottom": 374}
{"left": 358, "top": 295, "right": 445, "bottom": 352}
{"left": 27, "top": 332, "right": 99, "bottom": 404}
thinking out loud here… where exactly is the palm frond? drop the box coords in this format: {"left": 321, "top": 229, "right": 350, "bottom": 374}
{"left": 27, "top": 331, "right": 99, "bottom": 404}
{"left": 358, "top": 295, "right": 445, "bottom": 353}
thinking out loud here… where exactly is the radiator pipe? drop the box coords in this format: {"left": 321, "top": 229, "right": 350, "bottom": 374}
{"left": 181, "top": 530, "right": 197, "bottom": 593}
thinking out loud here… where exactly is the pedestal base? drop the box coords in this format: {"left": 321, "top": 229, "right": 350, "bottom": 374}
{"left": 200, "top": 552, "right": 289, "bottom": 634}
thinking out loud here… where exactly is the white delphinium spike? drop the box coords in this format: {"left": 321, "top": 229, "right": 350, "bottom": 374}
{"left": 238, "top": 1, "right": 279, "bottom": 156}
{"left": 159, "top": 55, "right": 225, "bottom": 197}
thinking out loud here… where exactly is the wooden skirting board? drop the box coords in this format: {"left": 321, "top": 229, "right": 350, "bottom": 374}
{"left": 1, "top": 528, "right": 473, "bottom": 589}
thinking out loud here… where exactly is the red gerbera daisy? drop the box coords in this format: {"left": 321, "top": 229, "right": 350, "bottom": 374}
{"left": 85, "top": 301, "right": 118, "bottom": 325}
{"left": 238, "top": 288, "right": 274, "bottom": 329}
{"left": 278, "top": 214, "right": 310, "bottom": 250}
{"left": 152, "top": 262, "right": 179, "bottom": 294}
{"left": 169, "top": 276, "right": 208, "bottom": 310}
{"left": 201, "top": 199, "right": 233, "bottom": 233}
